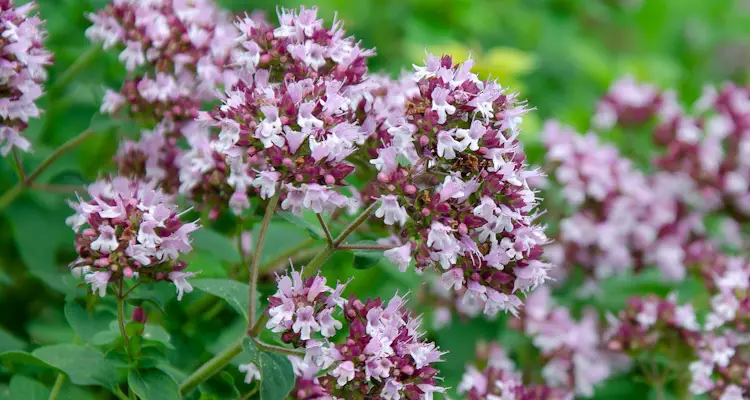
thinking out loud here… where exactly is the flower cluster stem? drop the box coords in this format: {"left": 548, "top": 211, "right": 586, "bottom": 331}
{"left": 248, "top": 191, "right": 281, "bottom": 331}
{"left": 48, "top": 373, "right": 66, "bottom": 400}
{"left": 0, "top": 129, "right": 94, "bottom": 212}
{"left": 179, "top": 341, "right": 243, "bottom": 394}
{"left": 116, "top": 280, "right": 133, "bottom": 362}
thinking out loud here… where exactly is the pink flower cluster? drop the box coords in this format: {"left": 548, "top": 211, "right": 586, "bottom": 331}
{"left": 86, "top": 0, "right": 239, "bottom": 120}
{"left": 265, "top": 268, "right": 444, "bottom": 399}
{"left": 360, "top": 54, "right": 550, "bottom": 317}
{"left": 654, "top": 84, "right": 750, "bottom": 219}
{"left": 512, "top": 287, "right": 616, "bottom": 397}
{"left": 541, "top": 120, "right": 705, "bottom": 282}
{"left": 0, "top": 0, "right": 51, "bottom": 155}
{"left": 176, "top": 7, "right": 375, "bottom": 216}
{"left": 592, "top": 75, "right": 677, "bottom": 130}
{"left": 67, "top": 177, "right": 199, "bottom": 300}
{"left": 116, "top": 119, "right": 184, "bottom": 194}
{"left": 265, "top": 269, "right": 347, "bottom": 345}
{"left": 458, "top": 341, "right": 571, "bottom": 400}
{"left": 605, "top": 294, "right": 701, "bottom": 353}
{"left": 689, "top": 332, "right": 749, "bottom": 400}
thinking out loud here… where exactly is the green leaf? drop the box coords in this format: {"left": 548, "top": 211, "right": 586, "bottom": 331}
{"left": 0, "top": 351, "right": 53, "bottom": 369}
{"left": 347, "top": 242, "right": 384, "bottom": 270}
{"left": 128, "top": 368, "right": 180, "bottom": 400}
{"left": 127, "top": 282, "right": 175, "bottom": 313}
{"left": 142, "top": 324, "right": 174, "bottom": 350}
{"left": 64, "top": 301, "right": 114, "bottom": 344}
{"left": 32, "top": 344, "right": 119, "bottom": 388}
{"left": 191, "top": 279, "right": 250, "bottom": 321}
{"left": 9, "top": 375, "right": 49, "bottom": 400}
{"left": 396, "top": 154, "right": 411, "bottom": 167}
{"left": 240, "top": 338, "right": 294, "bottom": 400}
{"left": 0, "top": 328, "right": 25, "bottom": 353}
{"left": 191, "top": 228, "right": 241, "bottom": 264}
{"left": 276, "top": 212, "right": 323, "bottom": 240}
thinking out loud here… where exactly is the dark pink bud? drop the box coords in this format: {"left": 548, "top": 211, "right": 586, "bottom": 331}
{"left": 131, "top": 306, "right": 147, "bottom": 324}
{"left": 94, "top": 257, "right": 109, "bottom": 267}
{"left": 377, "top": 172, "right": 390, "bottom": 183}
{"left": 404, "top": 185, "right": 417, "bottom": 195}
{"left": 260, "top": 54, "right": 272, "bottom": 64}
{"left": 324, "top": 174, "right": 335, "bottom": 185}
{"left": 421, "top": 208, "right": 431, "bottom": 216}
{"left": 419, "top": 135, "right": 430, "bottom": 146}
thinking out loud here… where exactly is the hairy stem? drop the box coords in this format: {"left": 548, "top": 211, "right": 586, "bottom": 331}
{"left": 179, "top": 341, "right": 243, "bottom": 394}
{"left": 338, "top": 243, "right": 397, "bottom": 251}
{"left": 250, "top": 314, "right": 269, "bottom": 338}
{"left": 48, "top": 373, "right": 66, "bottom": 400}
{"left": 253, "top": 339, "right": 305, "bottom": 357}
{"left": 248, "top": 191, "right": 281, "bottom": 332}
{"left": 316, "top": 213, "right": 334, "bottom": 247}
{"left": 332, "top": 201, "right": 378, "bottom": 247}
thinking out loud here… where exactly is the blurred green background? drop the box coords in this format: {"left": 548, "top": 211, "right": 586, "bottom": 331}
{"left": 0, "top": 0, "right": 748, "bottom": 398}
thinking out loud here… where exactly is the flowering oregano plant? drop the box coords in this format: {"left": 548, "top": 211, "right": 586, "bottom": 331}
{"left": 1, "top": 2, "right": 749, "bottom": 400}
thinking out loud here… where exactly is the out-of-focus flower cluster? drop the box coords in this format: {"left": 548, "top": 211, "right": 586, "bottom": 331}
{"left": 359, "top": 54, "right": 551, "bottom": 318}
{"left": 0, "top": 0, "right": 51, "bottom": 156}
{"left": 67, "top": 177, "right": 199, "bottom": 300}
{"left": 457, "top": 341, "right": 571, "bottom": 400}
{"left": 541, "top": 121, "right": 705, "bottom": 283}
{"left": 86, "top": 0, "right": 238, "bottom": 120}
{"left": 259, "top": 269, "right": 444, "bottom": 399}
{"left": 512, "top": 287, "right": 618, "bottom": 397}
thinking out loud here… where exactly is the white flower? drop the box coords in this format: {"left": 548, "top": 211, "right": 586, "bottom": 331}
{"left": 431, "top": 87, "right": 456, "bottom": 124}
{"left": 331, "top": 361, "right": 355, "bottom": 386}
{"left": 251, "top": 170, "right": 280, "bottom": 199}
{"left": 375, "top": 195, "right": 408, "bottom": 226}
{"left": 238, "top": 362, "right": 261, "bottom": 384}
{"left": 91, "top": 225, "right": 119, "bottom": 254}
{"left": 384, "top": 243, "right": 412, "bottom": 272}
{"left": 168, "top": 271, "right": 195, "bottom": 301}
{"left": 317, "top": 308, "right": 342, "bottom": 338}
{"left": 85, "top": 271, "right": 111, "bottom": 297}
{"left": 292, "top": 305, "right": 320, "bottom": 340}
{"left": 436, "top": 130, "right": 466, "bottom": 160}
{"left": 255, "top": 106, "right": 285, "bottom": 148}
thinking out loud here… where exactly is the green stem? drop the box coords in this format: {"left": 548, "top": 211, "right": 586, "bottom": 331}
{"left": 179, "top": 341, "right": 243, "bottom": 394}
{"left": 316, "top": 213, "right": 334, "bottom": 247}
{"left": 253, "top": 339, "right": 305, "bottom": 357}
{"left": 248, "top": 190, "right": 281, "bottom": 331}
{"left": 302, "top": 201, "right": 379, "bottom": 278}
{"left": 117, "top": 280, "right": 133, "bottom": 361}
{"left": 11, "top": 149, "right": 25, "bottom": 182}
{"left": 48, "top": 373, "right": 66, "bottom": 400}
{"left": 0, "top": 185, "right": 22, "bottom": 212}
{"left": 47, "top": 46, "right": 102, "bottom": 97}
{"left": 338, "top": 243, "right": 396, "bottom": 251}
{"left": 113, "top": 388, "right": 129, "bottom": 400}
{"left": 25, "top": 130, "right": 94, "bottom": 184}
{"left": 332, "top": 201, "right": 378, "bottom": 247}
{"left": 250, "top": 314, "right": 269, "bottom": 338}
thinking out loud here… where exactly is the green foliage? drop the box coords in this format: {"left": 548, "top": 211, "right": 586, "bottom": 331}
{"left": 241, "top": 338, "right": 295, "bottom": 400}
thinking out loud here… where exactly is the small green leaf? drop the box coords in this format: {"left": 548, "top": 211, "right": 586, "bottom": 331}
{"left": 9, "top": 375, "right": 49, "bottom": 400}
{"left": 64, "top": 301, "right": 114, "bottom": 344}
{"left": 396, "top": 154, "right": 411, "bottom": 167}
{"left": 128, "top": 368, "right": 180, "bottom": 400}
{"left": 191, "top": 279, "right": 250, "bottom": 321}
{"left": 276, "top": 212, "right": 323, "bottom": 239}
{"left": 32, "top": 344, "right": 119, "bottom": 388}
{"left": 142, "top": 325, "right": 174, "bottom": 350}
{"left": 352, "top": 250, "right": 383, "bottom": 270}
{"left": 240, "top": 338, "right": 295, "bottom": 400}
{"left": 127, "top": 282, "right": 175, "bottom": 313}
{"left": 191, "top": 229, "right": 241, "bottom": 264}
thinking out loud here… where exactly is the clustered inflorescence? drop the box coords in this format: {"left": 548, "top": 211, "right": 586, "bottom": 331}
{"left": 67, "top": 177, "right": 199, "bottom": 300}
{"left": 0, "top": 0, "right": 51, "bottom": 156}
{"left": 359, "top": 54, "right": 551, "bottom": 318}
